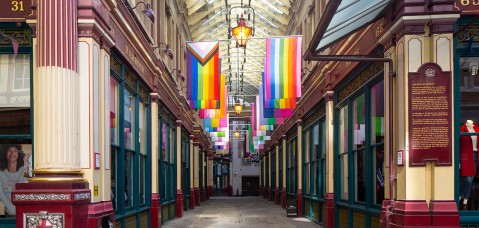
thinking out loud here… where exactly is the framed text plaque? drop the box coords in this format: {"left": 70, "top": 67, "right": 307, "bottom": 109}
{"left": 408, "top": 62, "right": 452, "bottom": 166}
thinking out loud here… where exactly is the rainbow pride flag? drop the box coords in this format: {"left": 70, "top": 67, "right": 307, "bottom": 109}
{"left": 199, "top": 75, "right": 226, "bottom": 119}
{"left": 263, "top": 36, "right": 302, "bottom": 109}
{"left": 187, "top": 41, "right": 221, "bottom": 109}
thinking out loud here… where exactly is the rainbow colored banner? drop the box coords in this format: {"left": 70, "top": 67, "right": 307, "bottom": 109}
{"left": 199, "top": 75, "right": 226, "bottom": 119}
{"left": 263, "top": 36, "right": 302, "bottom": 109}
{"left": 259, "top": 84, "right": 292, "bottom": 118}
{"left": 257, "top": 89, "right": 284, "bottom": 125}
{"left": 187, "top": 41, "right": 221, "bottom": 109}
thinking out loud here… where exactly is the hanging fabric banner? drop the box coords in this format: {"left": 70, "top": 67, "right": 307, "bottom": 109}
{"left": 199, "top": 75, "right": 226, "bottom": 119}
{"left": 263, "top": 36, "right": 302, "bottom": 109}
{"left": 187, "top": 41, "right": 221, "bottom": 109}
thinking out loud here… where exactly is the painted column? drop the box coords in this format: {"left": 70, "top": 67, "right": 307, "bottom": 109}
{"left": 150, "top": 92, "right": 161, "bottom": 228}
{"left": 275, "top": 144, "right": 280, "bottom": 204}
{"left": 189, "top": 136, "right": 195, "bottom": 209}
{"left": 259, "top": 159, "right": 262, "bottom": 196}
{"left": 13, "top": 0, "right": 90, "bottom": 227}
{"left": 323, "top": 91, "right": 335, "bottom": 228}
{"left": 282, "top": 135, "right": 287, "bottom": 208}
{"left": 208, "top": 157, "right": 214, "bottom": 198}
{"left": 263, "top": 157, "right": 267, "bottom": 198}
{"left": 297, "top": 119, "right": 303, "bottom": 217}
{"left": 175, "top": 121, "right": 183, "bottom": 217}
{"left": 201, "top": 151, "right": 206, "bottom": 201}
{"left": 268, "top": 151, "right": 272, "bottom": 201}
{"left": 194, "top": 145, "right": 200, "bottom": 206}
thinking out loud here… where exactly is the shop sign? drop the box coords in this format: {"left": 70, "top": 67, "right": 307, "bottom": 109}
{"left": 455, "top": 0, "right": 479, "bottom": 15}
{"left": 408, "top": 62, "right": 452, "bottom": 166}
{"left": 0, "top": 0, "right": 35, "bottom": 20}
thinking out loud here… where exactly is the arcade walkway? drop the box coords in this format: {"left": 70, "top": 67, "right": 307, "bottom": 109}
{"left": 163, "top": 197, "right": 321, "bottom": 228}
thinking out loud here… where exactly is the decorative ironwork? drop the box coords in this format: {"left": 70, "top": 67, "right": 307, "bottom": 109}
{"left": 14, "top": 193, "right": 70, "bottom": 201}
{"left": 110, "top": 57, "right": 121, "bottom": 76}
{"left": 73, "top": 192, "right": 91, "bottom": 201}
{"left": 0, "top": 29, "right": 32, "bottom": 46}
{"left": 457, "top": 25, "right": 479, "bottom": 44}
{"left": 338, "top": 62, "right": 382, "bottom": 102}
{"left": 139, "top": 86, "right": 149, "bottom": 103}
{"left": 125, "top": 70, "right": 137, "bottom": 92}
{"left": 304, "top": 105, "right": 326, "bottom": 128}
{"left": 25, "top": 212, "right": 64, "bottom": 228}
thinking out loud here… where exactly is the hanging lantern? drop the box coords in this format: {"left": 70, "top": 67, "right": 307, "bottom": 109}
{"left": 231, "top": 14, "right": 252, "bottom": 48}
{"left": 234, "top": 98, "right": 243, "bottom": 114}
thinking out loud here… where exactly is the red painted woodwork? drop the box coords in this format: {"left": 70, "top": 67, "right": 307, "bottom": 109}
{"left": 296, "top": 190, "right": 302, "bottom": 217}
{"left": 390, "top": 200, "right": 431, "bottom": 227}
{"left": 176, "top": 189, "right": 183, "bottom": 218}
{"left": 87, "top": 201, "right": 114, "bottom": 228}
{"left": 189, "top": 188, "right": 195, "bottom": 209}
{"left": 275, "top": 187, "right": 279, "bottom": 205}
{"left": 150, "top": 193, "right": 161, "bottom": 228}
{"left": 429, "top": 201, "right": 459, "bottom": 227}
{"left": 282, "top": 188, "right": 287, "bottom": 209}
{"left": 194, "top": 187, "right": 200, "bottom": 206}
{"left": 379, "top": 199, "right": 393, "bottom": 228}
{"left": 208, "top": 186, "right": 214, "bottom": 198}
{"left": 323, "top": 193, "right": 334, "bottom": 228}
{"left": 268, "top": 188, "right": 272, "bottom": 201}
{"left": 200, "top": 188, "right": 206, "bottom": 202}
{"left": 13, "top": 182, "right": 90, "bottom": 228}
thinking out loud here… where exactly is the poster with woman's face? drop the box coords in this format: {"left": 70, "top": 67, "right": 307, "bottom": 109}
{"left": 0, "top": 144, "right": 31, "bottom": 216}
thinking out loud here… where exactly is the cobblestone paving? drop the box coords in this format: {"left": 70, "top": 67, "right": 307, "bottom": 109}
{"left": 163, "top": 196, "right": 321, "bottom": 228}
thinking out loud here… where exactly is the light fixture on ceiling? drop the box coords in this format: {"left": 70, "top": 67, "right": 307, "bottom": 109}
{"left": 152, "top": 42, "right": 173, "bottom": 60}
{"left": 126, "top": 2, "right": 155, "bottom": 24}
{"left": 234, "top": 98, "right": 243, "bottom": 114}
{"left": 231, "top": 14, "right": 252, "bottom": 48}
{"left": 234, "top": 131, "right": 241, "bottom": 138}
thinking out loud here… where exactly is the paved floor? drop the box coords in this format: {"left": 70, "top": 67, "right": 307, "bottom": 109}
{"left": 163, "top": 196, "right": 321, "bottom": 228}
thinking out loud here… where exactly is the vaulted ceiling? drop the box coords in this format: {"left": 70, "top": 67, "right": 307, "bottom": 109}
{"left": 185, "top": 0, "right": 294, "bottom": 104}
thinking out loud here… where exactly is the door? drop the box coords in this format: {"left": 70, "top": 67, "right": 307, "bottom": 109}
{"left": 242, "top": 176, "right": 259, "bottom": 196}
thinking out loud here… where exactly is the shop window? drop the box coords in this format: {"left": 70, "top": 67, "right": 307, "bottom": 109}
{"left": 337, "top": 78, "right": 384, "bottom": 206}
{"left": 0, "top": 40, "right": 33, "bottom": 222}
{"left": 304, "top": 130, "right": 310, "bottom": 195}
{"left": 159, "top": 105, "right": 176, "bottom": 204}
{"left": 458, "top": 56, "right": 479, "bottom": 211}
{"left": 287, "top": 137, "right": 297, "bottom": 194}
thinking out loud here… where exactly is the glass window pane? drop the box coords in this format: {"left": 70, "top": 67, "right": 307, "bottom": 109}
{"left": 139, "top": 155, "right": 146, "bottom": 205}
{"left": 139, "top": 102, "right": 147, "bottom": 154}
{"left": 340, "top": 154, "right": 348, "bottom": 200}
{"left": 313, "top": 125, "right": 319, "bottom": 161}
{"left": 124, "top": 91, "right": 135, "bottom": 150}
{"left": 371, "top": 81, "right": 385, "bottom": 144}
{"left": 111, "top": 146, "right": 118, "bottom": 211}
{"left": 459, "top": 57, "right": 479, "bottom": 124}
{"left": 305, "top": 130, "right": 310, "bottom": 162}
{"left": 340, "top": 106, "right": 348, "bottom": 155}
{"left": 110, "top": 77, "right": 119, "bottom": 145}
{"left": 353, "top": 94, "right": 366, "bottom": 149}
{"left": 170, "top": 128, "right": 175, "bottom": 164}
{"left": 125, "top": 152, "right": 134, "bottom": 208}
{"left": 355, "top": 150, "right": 366, "bottom": 202}
{"left": 162, "top": 123, "right": 168, "bottom": 161}
{"left": 374, "top": 145, "right": 385, "bottom": 205}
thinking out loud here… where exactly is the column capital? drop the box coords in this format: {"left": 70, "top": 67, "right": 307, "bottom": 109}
{"left": 150, "top": 92, "right": 160, "bottom": 104}
{"left": 323, "top": 91, "right": 334, "bottom": 101}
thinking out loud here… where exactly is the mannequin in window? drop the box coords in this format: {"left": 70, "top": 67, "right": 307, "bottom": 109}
{"left": 460, "top": 120, "right": 479, "bottom": 210}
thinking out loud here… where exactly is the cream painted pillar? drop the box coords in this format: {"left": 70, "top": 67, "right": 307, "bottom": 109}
{"left": 176, "top": 121, "right": 182, "bottom": 190}
{"left": 208, "top": 159, "right": 213, "bottom": 187}
{"left": 324, "top": 92, "right": 335, "bottom": 194}
{"left": 268, "top": 152, "right": 272, "bottom": 189}
{"left": 297, "top": 119, "right": 303, "bottom": 217}
{"left": 99, "top": 47, "right": 112, "bottom": 202}
{"left": 33, "top": 0, "right": 82, "bottom": 180}
{"left": 283, "top": 136, "right": 287, "bottom": 189}
{"left": 193, "top": 145, "right": 199, "bottom": 188}
{"left": 276, "top": 144, "right": 279, "bottom": 189}
{"left": 150, "top": 95, "right": 160, "bottom": 194}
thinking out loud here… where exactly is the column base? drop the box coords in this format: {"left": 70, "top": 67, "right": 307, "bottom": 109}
{"left": 189, "top": 188, "right": 195, "bottom": 209}
{"left": 263, "top": 187, "right": 268, "bottom": 199}
{"left": 323, "top": 193, "right": 334, "bottom": 228}
{"left": 275, "top": 187, "right": 279, "bottom": 205}
{"left": 201, "top": 188, "right": 206, "bottom": 201}
{"left": 390, "top": 200, "right": 431, "bottom": 227}
{"left": 268, "top": 188, "right": 272, "bottom": 201}
{"left": 13, "top": 182, "right": 91, "bottom": 228}
{"left": 282, "top": 188, "right": 287, "bottom": 209}
{"left": 87, "top": 201, "right": 114, "bottom": 228}
{"left": 296, "top": 190, "right": 302, "bottom": 217}
{"left": 194, "top": 187, "right": 200, "bottom": 206}
{"left": 379, "top": 199, "right": 393, "bottom": 228}
{"left": 150, "top": 193, "right": 161, "bottom": 228}
{"left": 208, "top": 186, "right": 214, "bottom": 197}
{"left": 429, "top": 200, "right": 459, "bottom": 227}
{"left": 206, "top": 186, "right": 210, "bottom": 200}
{"left": 176, "top": 189, "right": 183, "bottom": 218}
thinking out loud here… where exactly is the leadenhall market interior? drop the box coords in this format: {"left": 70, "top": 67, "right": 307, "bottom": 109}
{"left": 0, "top": 0, "right": 479, "bottom": 228}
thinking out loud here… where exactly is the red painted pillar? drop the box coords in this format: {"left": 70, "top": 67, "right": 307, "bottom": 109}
{"left": 150, "top": 193, "right": 161, "bottom": 228}
{"left": 323, "top": 193, "right": 334, "bottom": 228}
{"left": 194, "top": 187, "right": 200, "bottom": 206}
{"left": 189, "top": 188, "right": 195, "bottom": 209}
{"left": 429, "top": 201, "right": 459, "bottom": 227}
{"left": 296, "top": 190, "right": 302, "bottom": 217}
{"left": 268, "top": 187, "right": 272, "bottom": 201}
{"left": 87, "top": 201, "right": 114, "bottom": 228}
{"left": 275, "top": 187, "right": 279, "bottom": 205}
{"left": 282, "top": 188, "right": 287, "bottom": 209}
{"left": 176, "top": 189, "right": 183, "bottom": 218}
{"left": 390, "top": 200, "right": 430, "bottom": 227}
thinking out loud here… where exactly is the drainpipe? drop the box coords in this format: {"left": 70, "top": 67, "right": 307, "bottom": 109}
{"left": 306, "top": 55, "right": 396, "bottom": 227}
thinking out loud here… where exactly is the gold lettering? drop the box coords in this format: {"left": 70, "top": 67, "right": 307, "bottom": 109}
{"left": 461, "top": 0, "right": 470, "bottom": 6}
{"left": 474, "top": 0, "right": 479, "bottom": 5}
{"left": 11, "top": 1, "right": 24, "bottom": 12}
{"left": 375, "top": 23, "right": 384, "bottom": 37}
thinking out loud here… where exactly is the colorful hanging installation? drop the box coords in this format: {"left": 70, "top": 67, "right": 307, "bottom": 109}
{"left": 258, "top": 89, "right": 284, "bottom": 125}
{"left": 187, "top": 41, "right": 221, "bottom": 109}
{"left": 263, "top": 36, "right": 302, "bottom": 109}
{"left": 199, "top": 75, "right": 226, "bottom": 119}
{"left": 259, "top": 84, "right": 292, "bottom": 118}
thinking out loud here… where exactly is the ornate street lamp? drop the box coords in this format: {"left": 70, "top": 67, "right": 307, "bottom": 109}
{"left": 231, "top": 14, "right": 252, "bottom": 48}
{"left": 233, "top": 98, "right": 243, "bottom": 114}
{"left": 234, "top": 131, "right": 241, "bottom": 138}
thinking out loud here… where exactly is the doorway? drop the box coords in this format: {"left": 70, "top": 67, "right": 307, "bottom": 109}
{"left": 242, "top": 176, "right": 259, "bottom": 196}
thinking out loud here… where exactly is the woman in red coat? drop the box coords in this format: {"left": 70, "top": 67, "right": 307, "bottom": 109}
{"left": 459, "top": 120, "right": 479, "bottom": 210}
